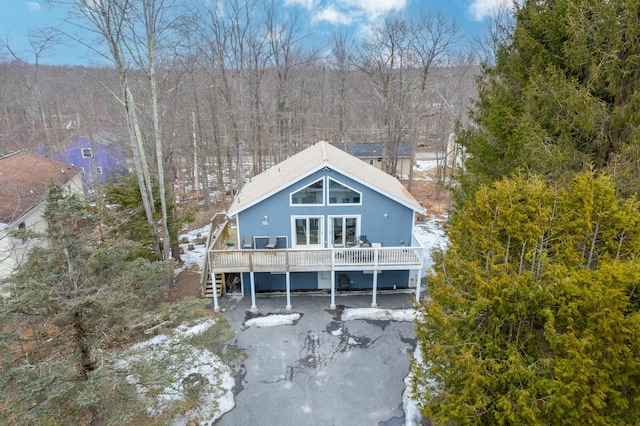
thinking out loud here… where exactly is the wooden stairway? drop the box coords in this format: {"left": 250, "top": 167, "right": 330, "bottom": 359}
{"left": 203, "top": 272, "right": 225, "bottom": 299}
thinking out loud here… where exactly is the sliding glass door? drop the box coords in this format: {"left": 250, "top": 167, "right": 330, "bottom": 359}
{"left": 292, "top": 216, "right": 323, "bottom": 247}
{"left": 329, "top": 216, "right": 360, "bottom": 247}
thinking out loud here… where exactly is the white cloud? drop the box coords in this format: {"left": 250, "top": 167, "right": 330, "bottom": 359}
{"left": 340, "top": 0, "right": 407, "bottom": 20}
{"left": 27, "top": 1, "right": 42, "bottom": 11}
{"left": 284, "top": 0, "right": 319, "bottom": 10}
{"left": 313, "top": 6, "right": 354, "bottom": 25}
{"left": 469, "top": 0, "right": 519, "bottom": 21}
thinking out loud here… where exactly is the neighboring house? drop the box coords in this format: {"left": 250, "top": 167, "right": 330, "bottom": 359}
{"left": 53, "top": 138, "right": 128, "bottom": 194}
{"left": 332, "top": 142, "right": 413, "bottom": 179}
{"left": 204, "top": 141, "right": 426, "bottom": 312}
{"left": 0, "top": 151, "right": 84, "bottom": 281}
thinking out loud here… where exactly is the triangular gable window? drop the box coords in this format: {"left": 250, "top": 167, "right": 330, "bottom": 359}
{"left": 328, "top": 178, "right": 361, "bottom": 205}
{"left": 290, "top": 179, "right": 324, "bottom": 205}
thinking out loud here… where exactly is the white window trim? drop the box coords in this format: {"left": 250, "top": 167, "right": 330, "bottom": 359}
{"left": 327, "top": 177, "right": 362, "bottom": 206}
{"left": 328, "top": 215, "right": 361, "bottom": 247}
{"left": 291, "top": 215, "right": 324, "bottom": 248}
{"left": 81, "top": 148, "right": 93, "bottom": 158}
{"left": 289, "top": 177, "right": 325, "bottom": 206}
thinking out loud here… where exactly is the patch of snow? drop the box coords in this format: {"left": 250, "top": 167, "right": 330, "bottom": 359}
{"left": 342, "top": 307, "right": 416, "bottom": 322}
{"left": 116, "top": 318, "right": 235, "bottom": 424}
{"left": 403, "top": 344, "right": 423, "bottom": 426}
{"left": 244, "top": 313, "right": 301, "bottom": 327}
{"left": 414, "top": 159, "right": 439, "bottom": 180}
{"left": 413, "top": 217, "right": 448, "bottom": 274}
{"left": 174, "top": 223, "right": 211, "bottom": 276}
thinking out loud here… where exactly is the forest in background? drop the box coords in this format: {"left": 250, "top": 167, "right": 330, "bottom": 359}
{"left": 0, "top": 1, "right": 478, "bottom": 206}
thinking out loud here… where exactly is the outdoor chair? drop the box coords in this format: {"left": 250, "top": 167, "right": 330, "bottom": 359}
{"left": 243, "top": 235, "right": 253, "bottom": 249}
{"left": 358, "top": 235, "right": 371, "bottom": 247}
{"left": 265, "top": 235, "right": 278, "bottom": 249}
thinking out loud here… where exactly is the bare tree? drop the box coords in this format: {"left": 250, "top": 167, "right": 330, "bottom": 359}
{"left": 51, "top": 0, "right": 162, "bottom": 257}
{"left": 329, "top": 31, "right": 353, "bottom": 146}
{"left": 405, "top": 11, "right": 461, "bottom": 191}
{"left": 122, "top": 0, "right": 186, "bottom": 260}
{"left": 356, "top": 13, "right": 411, "bottom": 175}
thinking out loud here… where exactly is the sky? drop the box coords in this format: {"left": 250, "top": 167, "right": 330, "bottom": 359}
{"left": 0, "top": 0, "right": 513, "bottom": 66}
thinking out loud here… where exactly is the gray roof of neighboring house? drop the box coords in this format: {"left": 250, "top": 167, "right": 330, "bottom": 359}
{"left": 331, "top": 142, "right": 413, "bottom": 158}
{"left": 228, "top": 141, "right": 424, "bottom": 216}
{"left": 0, "top": 151, "right": 83, "bottom": 224}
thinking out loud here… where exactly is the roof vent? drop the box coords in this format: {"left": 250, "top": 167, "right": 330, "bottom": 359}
{"left": 61, "top": 169, "right": 65, "bottom": 174}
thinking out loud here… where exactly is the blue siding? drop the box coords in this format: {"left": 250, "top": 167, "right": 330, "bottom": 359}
{"left": 241, "top": 270, "right": 410, "bottom": 292}
{"left": 237, "top": 168, "right": 414, "bottom": 248}
{"left": 53, "top": 138, "right": 128, "bottom": 194}
{"left": 336, "top": 270, "right": 410, "bottom": 290}
{"left": 242, "top": 271, "right": 319, "bottom": 292}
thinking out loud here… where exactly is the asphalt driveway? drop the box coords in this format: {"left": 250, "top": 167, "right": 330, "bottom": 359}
{"left": 216, "top": 292, "right": 418, "bottom": 426}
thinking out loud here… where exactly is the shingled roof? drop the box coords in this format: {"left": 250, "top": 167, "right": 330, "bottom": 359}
{"left": 228, "top": 141, "right": 423, "bottom": 216}
{"left": 0, "top": 151, "right": 83, "bottom": 225}
{"left": 331, "top": 142, "right": 413, "bottom": 158}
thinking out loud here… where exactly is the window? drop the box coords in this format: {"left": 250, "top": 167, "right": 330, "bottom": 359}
{"left": 369, "top": 159, "right": 374, "bottom": 165}
{"left": 328, "top": 178, "right": 361, "bottom": 205}
{"left": 291, "top": 179, "right": 324, "bottom": 205}
{"left": 81, "top": 148, "right": 93, "bottom": 158}
{"left": 96, "top": 166, "right": 103, "bottom": 174}
{"left": 330, "top": 216, "right": 360, "bottom": 247}
{"left": 292, "top": 216, "right": 323, "bottom": 247}
{"left": 17, "top": 222, "right": 27, "bottom": 242}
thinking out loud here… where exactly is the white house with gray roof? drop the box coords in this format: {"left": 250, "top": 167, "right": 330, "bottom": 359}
{"left": 204, "top": 141, "right": 426, "bottom": 311}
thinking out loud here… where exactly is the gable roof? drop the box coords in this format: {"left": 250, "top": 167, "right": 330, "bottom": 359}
{"left": 331, "top": 142, "right": 413, "bottom": 158}
{"left": 0, "top": 151, "right": 83, "bottom": 224}
{"left": 228, "top": 141, "right": 424, "bottom": 216}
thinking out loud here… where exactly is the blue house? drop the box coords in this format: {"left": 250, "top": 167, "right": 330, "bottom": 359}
{"left": 205, "top": 141, "right": 426, "bottom": 311}
{"left": 53, "top": 138, "right": 128, "bottom": 194}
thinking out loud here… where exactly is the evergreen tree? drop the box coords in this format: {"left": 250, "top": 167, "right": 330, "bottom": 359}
{"left": 459, "top": 0, "right": 640, "bottom": 195}
{"left": 103, "top": 173, "right": 193, "bottom": 261}
{"left": 414, "top": 172, "right": 640, "bottom": 424}
{"left": 0, "top": 183, "right": 205, "bottom": 424}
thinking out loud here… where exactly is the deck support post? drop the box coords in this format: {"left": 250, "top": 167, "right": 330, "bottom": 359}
{"left": 211, "top": 272, "right": 220, "bottom": 312}
{"left": 371, "top": 271, "right": 378, "bottom": 308}
{"left": 330, "top": 271, "right": 336, "bottom": 309}
{"left": 250, "top": 272, "right": 257, "bottom": 312}
{"left": 371, "top": 249, "right": 379, "bottom": 308}
{"left": 285, "top": 272, "right": 292, "bottom": 310}
{"left": 415, "top": 267, "right": 422, "bottom": 302}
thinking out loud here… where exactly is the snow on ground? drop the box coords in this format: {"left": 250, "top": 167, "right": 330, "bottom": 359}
{"left": 244, "top": 313, "right": 301, "bottom": 327}
{"left": 174, "top": 223, "right": 211, "bottom": 276}
{"left": 403, "top": 344, "right": 424, "bottom": 426}
{"left": 413, "top": 159, "right": 440, "bottom": 180}
{"left": 342, "top": 307, "right": 416, "bottom": 322}
{"left": 413, "top": 216, "right": 448, "bottom": 275}
{"left": 116, "top": 318, "right": 235, "bottom": 424}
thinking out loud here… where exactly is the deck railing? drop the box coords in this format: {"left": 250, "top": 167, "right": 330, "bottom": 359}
{"left": 207, "top": 246, "right": 422, "bottom": 273}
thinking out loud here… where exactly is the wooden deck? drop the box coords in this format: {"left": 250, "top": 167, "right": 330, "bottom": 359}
{"left": 207, "top": 246, "right": 422, "bottom": 273}
{"left": 201, "top": 214, "right": 424, "bottom": 297}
